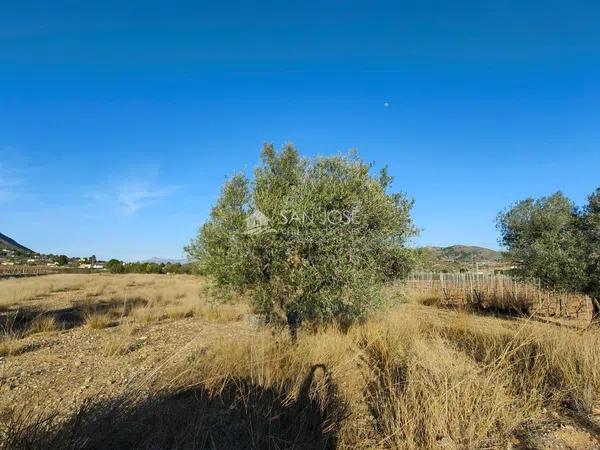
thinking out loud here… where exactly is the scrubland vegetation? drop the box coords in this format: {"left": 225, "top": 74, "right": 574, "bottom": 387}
{"left": 1, "top": 274, "right": 600, "bottom": 449}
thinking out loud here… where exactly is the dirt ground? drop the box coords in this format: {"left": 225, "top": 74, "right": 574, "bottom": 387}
{"left": 0, "top": 275, "right": 250, "bottom": 418}
{"left": 1, "top": 274, "right": 600, "bottom": 449}
{"left": 1, "top": 317, "right": 251, "bottom": 419}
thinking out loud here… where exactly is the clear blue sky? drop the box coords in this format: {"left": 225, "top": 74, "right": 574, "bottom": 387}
{"left": 1, "top": 1, "right": 599, "bottom": 261}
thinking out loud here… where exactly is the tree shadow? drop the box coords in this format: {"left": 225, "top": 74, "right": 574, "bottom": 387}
{"left": 3, "top": 364, "right": 347, "bottom": 450}
{"left": 511, "top": 410, "right": 600, "bottom": 450}
{"left": 467, "top": 303, "right": 530, "bottom": 321}
{"left": 0, "top": 297, "right": 148, "bottom": 334}
{"left": 562, "top": 409, "right": 600, "bottom": 445}
{"left": 423, "top": 296, "right": 532, "bottom": 322}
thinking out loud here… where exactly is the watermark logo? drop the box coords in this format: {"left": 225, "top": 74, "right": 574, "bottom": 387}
{"left": 280, "top": 207, "right": 359, "bottom": 226}
{"left": 245, "top": 207, "right": 360, "bottom": 235}
{"left": 245, "top": 209, "right": 274, "bottom": 235}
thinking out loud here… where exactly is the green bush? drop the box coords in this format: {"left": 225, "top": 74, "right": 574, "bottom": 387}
{"left": 106, "top": 259, "right": 125, "bottom": 273}
{"left": 186, "top": 144, "right": 417, "bottom": 326}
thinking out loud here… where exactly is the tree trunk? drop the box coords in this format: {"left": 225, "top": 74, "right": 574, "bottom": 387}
{"left": 287, "top": 310, "right": 299, "bottom": 343}
{"left": 592, "top": 297, "right": 600, "bottom": 321}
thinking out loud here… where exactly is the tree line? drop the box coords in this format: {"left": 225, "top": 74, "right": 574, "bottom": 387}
{"left": 105, "top": 259, "right": 197, "bottom": 275}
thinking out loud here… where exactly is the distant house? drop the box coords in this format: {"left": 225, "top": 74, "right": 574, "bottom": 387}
{"left": 79, "top": 263, "right": 92, "bottom": 269}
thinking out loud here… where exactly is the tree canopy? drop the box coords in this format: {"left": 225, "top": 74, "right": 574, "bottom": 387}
{"left": 186, "top": 144, "right": 418, "bottom": 325}
{"left": 497, "top": 188, "right": 600, "bottom": 301}
{"left": 581, "top": 188, "right": 600, "bottom": 300}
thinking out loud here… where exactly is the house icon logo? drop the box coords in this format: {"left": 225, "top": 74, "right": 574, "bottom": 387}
{"left": 245, "top": 209, "right": 274, "bottom": 235}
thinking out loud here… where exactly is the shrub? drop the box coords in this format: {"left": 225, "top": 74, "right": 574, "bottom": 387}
{"left": 131, "top": 307, "right": 165, "bottom": 324}
{"left": 103, "top": 335, "right": 136, "bottom": 356}
{"left": 186, "top": 144, "right": 417, "bottom": 328}
{"left": 0, "top": 333, "right": 25, "bottom": 357}
{"left": 84, "top": 312, "right": 113, "bottom": 329}
{"left": 27, "top": 316, "right": 59, "bottom": 335}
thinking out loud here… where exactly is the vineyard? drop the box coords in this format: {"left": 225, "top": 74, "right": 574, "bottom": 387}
{"left": 406, "top": 272, "right": 595, "bottom": 323}
{"left": 0, "top": 265, "right": 61, "bottom": 278}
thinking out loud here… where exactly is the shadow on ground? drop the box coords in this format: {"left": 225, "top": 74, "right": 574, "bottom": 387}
{"left": 2, "top": 364, "right": 347, "bottom": 450}
{"left": 0, "top": 298, "right": 148, "bottom": 334}
{"left": 419, "top": 295, "right": 544, "bottom": 327}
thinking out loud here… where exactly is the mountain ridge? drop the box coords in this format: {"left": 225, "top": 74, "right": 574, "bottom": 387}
{"left": 143, "top": 257, "right": 188, "bottom": 264}
{"left": 0, "top": 232, "right": 34, "bottom": 254}
{"left": 417, "top": 245, "right": 505, "bottom": 271}
{"left": 423, "top": 245, "right": 503, "bottom": 263}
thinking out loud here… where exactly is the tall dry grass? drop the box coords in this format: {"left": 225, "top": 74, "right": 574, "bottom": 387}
{"left": 406, "top": 272, "right": 594, "bottom": 321}
{"left": 2, "top": 277, "right": 600, "bottom": 449}
{"left": 25, "top": 315, "right": 60, "bottom": 335}
{"left": 8, "top": 303, "right": 599, "bottom": 449}
{"left": 0, "top": 275, "right": 87, "bottom": 310}
{"left": 0, "top": 273, "right": 200, "bottom": 309}
{"left": 130, "top": 305, "right": 600, "bottom": 447}
{"left": 437, "top": 314, "right": 600, "bottom": 412}
{"left": 0, "top": 273, "right": 248, "bottom": 332}
{"left": 0, "top": 332, "right": 24, "bottom": 356}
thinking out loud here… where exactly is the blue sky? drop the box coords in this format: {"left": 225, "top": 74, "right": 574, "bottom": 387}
{"left": 1, "top": 1, "right": 599, "bottom": 261}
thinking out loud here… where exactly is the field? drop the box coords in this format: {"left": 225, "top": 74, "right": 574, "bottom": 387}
{"left": 1, "top": 274, "right": 600, "bottom": 449}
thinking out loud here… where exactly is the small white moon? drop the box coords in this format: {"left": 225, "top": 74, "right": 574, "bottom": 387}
{"left": 384, "top": 102, "right": 389, "bottom": 107}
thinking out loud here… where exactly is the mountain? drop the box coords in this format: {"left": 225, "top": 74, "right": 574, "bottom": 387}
{"left": 424, "top": 245, "right": 503, "bottom": 263}
{"left": 144, "top": 257, "right": 188, "bottom": 264}
{"left": 419, "top": 245, "right": 504, "bottom": 271}
{"left": 0, "top": 232, "right": 34, "bottom": 254}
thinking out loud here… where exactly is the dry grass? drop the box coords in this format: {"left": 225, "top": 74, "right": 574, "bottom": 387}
{"left": 134, "top": 305, "right": 597, "bottom": 449}
{"left": 359, "top": 331, "right": 521, "bottom": 448}
{"left": 438, "top": 314, "right": 600, "bottom": 412}
{"left": 0, "top": 333, "right": 25, "bottom": 356}
{"left": 0, "top": 273, "right": 203, "bottom": 311}
{"left": 83, "top": 312, "right": 113, "bottom": 329}
{"left": 0, "top": 273, "right": 250, "bottom": 323}
{"left": 195, "top": 302, "right": 247, "bottom": 322}
{"left": 156, "top": 305, "right": 600, "bottom": 448}
{"left": 26, "top": 315, "right": 60, "bottom": 335}
{"left": 130, "top": 306, "right": 166, "bottom": 324}
{"left": 0, "top": 274, "right": 249, "bottom": 363}
{"left": 103, "top": 332, "right": 136, "bottom": 357}
{"left": 163, "top": 304, "right": 195, "bottom": 320}
{"left": 0, "top": 276, "right": 87, "bottom": 309}
{"left": 2, "top": 275, "right": 600, "bottom": 449}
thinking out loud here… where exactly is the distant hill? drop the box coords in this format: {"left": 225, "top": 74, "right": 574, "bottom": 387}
{"left": 144, "top": 257, "right": 188, "bottom": 264}
{"left": 0, "top": 232, "right": 34, "bottom": 254}
{"left": 425, "top": 245, "right": 503, "bottom": 263}
{"left": 419, "top": 245, "right": 504, "bottom": 271}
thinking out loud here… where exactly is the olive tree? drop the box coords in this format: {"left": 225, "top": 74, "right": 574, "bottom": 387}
{"left": 581, "top": 188, "right": 600, "bottom": 308}
{"left": 187, "top": 144, "right": 418, "bottom": 330}
{"left": 497, "top": 192, "right": 587, "bottom": 292}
